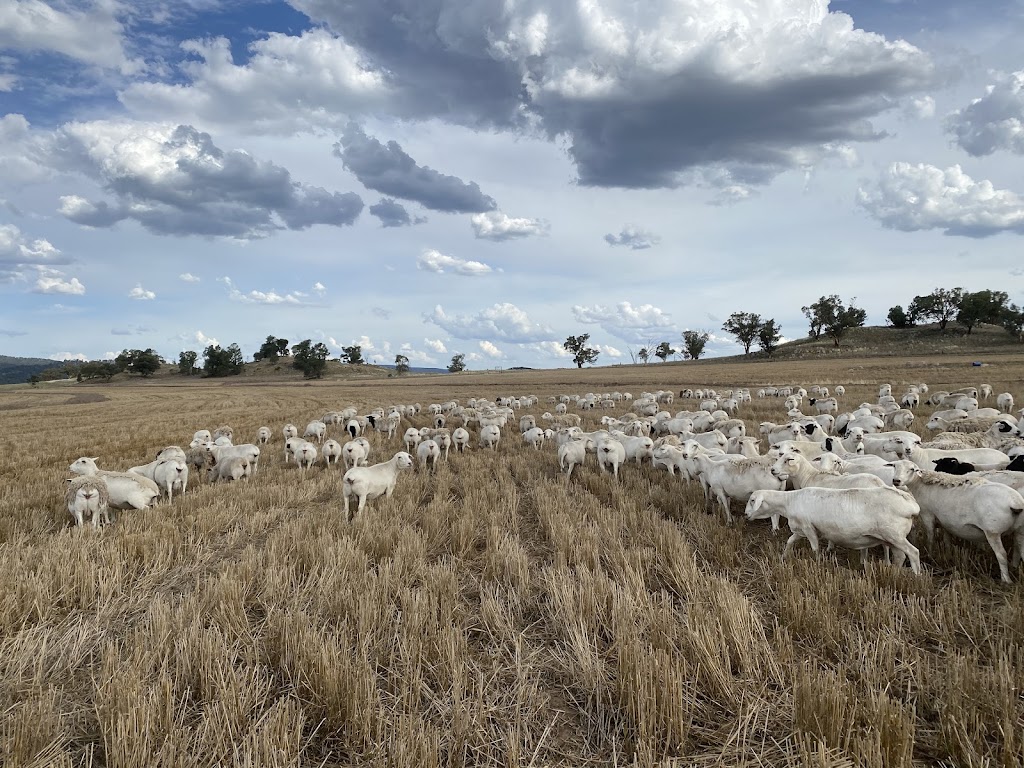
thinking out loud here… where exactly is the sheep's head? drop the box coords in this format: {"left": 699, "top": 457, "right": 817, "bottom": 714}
{"left": 69, "top": 457, "right": 99, "bottom": 475}
{"left": 395, "top": 452, "right": 414, "bottom": 470}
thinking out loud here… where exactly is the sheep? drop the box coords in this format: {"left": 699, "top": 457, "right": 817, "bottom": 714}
{"left": 452, "top": 427, "right": 471, "bottom": 453}
{"left": 417, "top": 439, "right": 441, "bottom": 473}
{"left": 304, "top": 421, "right": 327, "bottom": 444}
{"left": 881, "top": 436, "right": 1011, "bottom": 472}
{"left": 519, "top": 415, "right": 537, "bottom": 433}
{"left": 888, "top": 460, "right": 1024, "bottom": 583}
{"left": 882, "top": 409, "right": 915, "bottom": 430}
{"left": 998, "top": 393, "right": 1015, "bottom": 413}
{"left": 811, "top": 452, "right": 895, "bottom": 484}
{"left": 185, "top": 445, "right": 216, "bottom": 479}
{"left": 808, "top": 397, "right": 838, "bottom": 414}
{"left": 980, "top": 384, "right": 993, "bottom": 400}
{"left": 66, "top": 475, "right": 111, "bottom": 528}
{"left": 403, "top": 427, "right": 422, "bottom": 452}
{"left": 213, "top": 426, "right": 234, "bottom": 442}
{"left": 256, "top": 427, "right": 272, "bottom": 444}
{"left": 210, "top": 443, "right": 261, "bottom": 474}
{"left": 613, "top": 434, "right": 655, "bottom": 464}
{"left": 211, "top": 456, "right": 250, "bottom": 483}
{"left": 192, "top": 429, "right": 212, "bottom": 445}
{"left": 745, "top": 487, "right": 921, "bottom": 573}
{"left": 294, "top": 441, "right": 318, "bottom": 473}
{"left": 151, "top": 459, "right": 188, "bottom": 502}
{"left": 342, "top": 438, "right": 371, "bottom": 469}
{"left": 726, "top": 436, "right": 761, "bottom": 457}
{"left": 771, "top": 451, "right": 886, "bottom": 490}
{"left": 342, "top": 451, "right": 415, "bottom": 520}
{"left": 595, "top": 437, "right": 627, "bottom": 479}
{"left": 475, "top": 425, "right": 499, "bottom": 451}
{"left": 423, "top": 429, "right": 452, "bottom": 460}
{"left": 68, "top": 458, "right": 160, "bottom": 511}
{"left": 345, "top": 419, "right": 362, "bottom": 439}
{"left": 322, "top": 439, "right": 343, "bottom": 467}
{"left": 522, "top": 427, "right": 546, "bottom": 450}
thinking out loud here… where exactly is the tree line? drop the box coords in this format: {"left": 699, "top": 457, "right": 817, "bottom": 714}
{"left": 887, "top": 288, "right": 1024, "bottom": 338}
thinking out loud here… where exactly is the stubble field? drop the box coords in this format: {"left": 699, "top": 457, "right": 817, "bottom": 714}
{"left": 2, "top": 354, "right": 1023, "bottom": 768}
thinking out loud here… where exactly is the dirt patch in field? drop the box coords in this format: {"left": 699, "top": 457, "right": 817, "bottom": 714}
{"left": 64, "top": 393, "right": 110, "bottom": 405}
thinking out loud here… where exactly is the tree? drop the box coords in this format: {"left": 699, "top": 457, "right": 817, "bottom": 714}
{"left": 801, "top": 299, "right": 827, "bottom": 339}
{"left": 887, "top": 305, "right": 913, "bottom": 328}
{"left": 115, "top": 348, "right": 162, "bottom": 377}
{"left": 447, "top": 353, "right": 466, "bottom": 373}
{"left": 908, "top": 287, "right": 965, "bottom": 331}
{"left": 681, "top": 330, "right": 709, "bottom": 360}
{"left": 638, "top": 347, "right": 650, "bottom": 365}
{"left": 340, "top": 344, "right": 365, "bottom": 365}
{"left": 957, "top": 289, "right": 1009, "bottom": 334}
{"left": 654, "top": 341, "right": 675, "bottom": 362}
{"left": 203, "top": 344, "right": 244, "bottom": 377}
{"left": 757, "top": 319, "right": 783, "bottom": 357}
{"left": 1001, "top": 304, "right": 1024, "bottom": 341}
{"left": 394, "top": 354, "right": 410, "bottom": 375}
{"left": 802, "top": 295, "right": 867, "bottom": 347}
{"left": 28, "top": 374, "right": 39, "bottom": 386}
{"left": 563, "top": 334, "right": 600, "bottom": 368}
{"left": 292, "top": 339, "right": 329, "bottom": 379}
{"left": 721, "top": 312, "right": 762, "bottom": 354}
{"left": 177, "top": 350, "right": 198, "bottom": 376}
{"left": 254, "top": 335, "right": 288, "bottom": 363}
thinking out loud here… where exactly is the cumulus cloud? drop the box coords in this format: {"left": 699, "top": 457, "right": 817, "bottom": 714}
{"left": 313, "top": 281, "right": 326, "bottom": 296}
{"left": 128, "top": 283, "right": 156, "bottom": 300}
{"left": 530, "top": 341, "right": 572, "bottom": 360}
{"left": 369, "top": 197, "right": 425, "bottom": 227}
{"left": 471, "top": 210, "right": 547, "bottom": 241}
{"left": 328, "top": 334, "right": 391, "bottom": 363}
{"left": 179, "top": 272, "right": 200, "bottom": 283}
{"left": 220, "top": 276, "right": 314, "bottom": 305}
{"left": 288, "top": 0, "right": 933, "bottom": 191}
{"left": 857, "top": 163, "right": 1024, "bottom": 237}
{"left": 0, "top": 223, "right": 68, "bottom": 281}
{"left": 604, "top": 225, "right": 660, "bottom": 250}
{"left": 572, "top": 301, "right": 676, "bottom": 344}
{"left": 425, "top": 303, "right": 557, "bottom": 343}
{"left": 194, "top": 330, "right": 218, "bottom": 347}
{"left": 947, "top": 70, "right": 1024, "bottom": 156}
{"left": 46, "top": 122, "right": 362, "bottom": 238}
{"left": 49, "top": 352, "right": 88, "bottom": 362}
{"left": 478, "top": 340, "right": 505, "bottom": 359}
{"left": 906, "top": 95, "right": 936, "bottom": 120}
{"left": 336, "top": 124, "right": 497, "bottom": 213}
{"left": 33, "top": 273, "right": 85, "bottom": 295}
{"left": 416, "top": 249, "right": 492, "bottom": 276}
{"left": 601, "top": 345, "right": 623, "bottom": 358}
{"left": 424, "top": 338, "right": 448, "bottom": 354}
{"left": 0, "top": 0, "right": 139, "bottom": 74}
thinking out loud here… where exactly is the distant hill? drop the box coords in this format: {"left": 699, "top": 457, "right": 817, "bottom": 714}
{"left": 0, "top": 354, "right": 63, "bottom": 385}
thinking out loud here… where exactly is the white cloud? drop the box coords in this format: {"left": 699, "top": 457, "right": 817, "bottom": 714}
{"left": 328, "top": 334, "right": 391, "bottom": 363}
{"left": 604, "top": 225, "right": 660, "bottom": 250}
{"left": 194, "top": 330, "right": 219, "bottom": 347}
{"left": 471, "top": 211, "right": 547, "bottom": 241}
{"left": 424, "top": 338, "right": 448, "bottom": 354}
{"left": 0, "top": 223, "right": 68, "bottom": 281}
{"left": 426, "top": 303, "right": 557, "bottom": 343}
{"left": 179, "top": 272, "right": 200, "bottom": 283}
{"left": 947, "top": 70, "right": 1024, "bottom": 156}
{"left": 128, "top": 283, "right": 156, "bottom": 300}
{"left": 313, "top": 281, "right": 327, "bottom": 295}
{"left": 220, "top": 276, "right": 309, "bottom": 305}
{"left": 601, "top": 345, "right": 623, "bottom": 358}
{"left": 857, "top": 163, "right": 1024, "bottom": 237}
{"left": 48, "top": 352, "right": 88, "bottom": 362}
{"left": 34, "top": 274, "right": 85, "bottom": 295}
{"left": 478, "top": 340, "right": 505, "bottom": 358}
{"left": 906, "top": 95, "right": 936, "bottom": 120}
{"left": 531, "top": 341, "right": 572, "bottom": 359}
{"left": 572, "top": 302, "right": 676, "bottom": 344}
{"left": 416, "top": 248, "right": 493, "bottom": 276}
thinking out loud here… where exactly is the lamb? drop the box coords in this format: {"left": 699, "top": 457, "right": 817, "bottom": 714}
{"left": 888, "top": 460, "right": 1024, "bottom": 582}
{"left": 256, "top": 426, "right": 272, "bottom": 444}
{"left": 68, "top": 458, "right": 160, "bottom": 511}
{"left": 152, "top": 459, "right": 188, "bottom": 502}
{"left": 417, "top": 439, "right": 441, "bottom": 473}
{"left": 342, "top": 451, "right": 415, "bottom": 520}
{"left": 304, "top": 420, "right": 327, "bottom": 444}
{"left": 998, "top": 393, "right": 1015, "bottom": 413}
{"left": 980, "top": 384, "right": 993, "bottom": 400}
{"left": 744, "top": 487, "right": 921, "bottom": 573}
{"left": 211, "top": 456, "right": 250, "bottom": 483}
{"left": 479, "top": 425, "right": 501, "bottom": 450}
{"left": 66, "top": 475, "right": 111, "bottom": 528}
{"left": 322, "top": 439, "right": 343, "bottom": 467}
{"left": 452, "top": 427, "right": 471, "bottom": 453}
{"left": 881, "top": 436, "right": 1011, "bottom": 472}
{"left": 341, "top": 438, "right": 371, "bottom": 469}
{"left": 595, "top": 437, "right": 627, "bottom": 479}
{"left": 522, "top": 427, "right": 546, "bottom": 450}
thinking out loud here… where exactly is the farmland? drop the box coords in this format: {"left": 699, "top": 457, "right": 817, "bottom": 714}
{"left": 2, "top": 353, "right": 1023, "bottom": 767}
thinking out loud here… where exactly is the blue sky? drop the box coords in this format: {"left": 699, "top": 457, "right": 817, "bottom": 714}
{"left": 2, "top": 0, "right": 1023, "bottom": 367}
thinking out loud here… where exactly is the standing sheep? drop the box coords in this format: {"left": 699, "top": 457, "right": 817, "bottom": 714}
{"left": 66, "top": 475, "right": 111, "bottom": 528}
{"left": 479, "top": 425, "right": 501, "bottom": 450}
{"left": 256, "top": 427, "right": 272, "bottom": 444}
{"left": 417, "top": 439, "right": 441, "bottom": 473}
{"left": 322, "top": 439, "right": 343, "bottom": 467}
{"left": 452, "top": 427, "right": 471, "bottom": 453}
{"left": 342, "top": 452, "right": 415, "bottom": 521}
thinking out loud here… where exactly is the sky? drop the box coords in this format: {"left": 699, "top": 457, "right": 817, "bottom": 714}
{"left": 1, "top": 0, "right": 1024, "bottom": 368}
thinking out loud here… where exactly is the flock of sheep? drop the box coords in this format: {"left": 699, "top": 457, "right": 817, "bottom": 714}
{"left": 64, "top": 382, "right": 1024, "bottom": 582}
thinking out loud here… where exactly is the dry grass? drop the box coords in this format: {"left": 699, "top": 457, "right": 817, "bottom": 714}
{"left": 2, "top": 353, "right": 1023, "bottom": 767}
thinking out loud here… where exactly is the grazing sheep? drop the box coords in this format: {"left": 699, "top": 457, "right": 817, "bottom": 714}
{"left": 452, "top": 427, "right": 471, "bottom": 453}
{"left": 68, "top": 458, "right": 160, "bottom": 511}
{"left": 998, "top": 393, "right": 1015, "bottom": 413}
{"left": 66, "top": 475, "right": 111, "bottom": 528}
{"left": 417, "top": 439, "right": 441, "bottom": 473}
{"left": 595, "top": 437, "right": 627, "bottom": 479}
{"left": 342, "top": 438, "right": 371, "bottom": 469}
{"left": 294, "top": 441, "right": 318, "bottom": 473}
{"left": 403, "top": 427, "right": 422, "bottom": 452}
{"left": 211, "top": 456, "right": 250, "bottom": 483}
{"left": 322, "top": 439, "right": 343, "bottom": 467}
{"left": 210, "top": 443, "right": 261, "bottom": 474}
{"left": 153, "top": 459, "right": 188, "bottom": 502}
{"left": 185, "top": 445, "right": 215, "bottom": 479}
{"left": 283, "top": 424, "right": 299, "bottom": 444}
{"left": 346, "top": 419, "right": 362, "bottom": 439}
{"left": 479, "top": 425, "right": 501, "bottom": 450}
{"left": 213, "top": 426, "right": 234, "bottom": 442}
{"left": 192, "top": 430, "right": 212, "bottom": 445}
{"left": 304, "top": 420, "right": 327, "bottom": 444}
{"left": 256, "top": 427, "right": 272, "bottom": 444}
{"left": 424, "top": 429, "right": 452, "bottom": 460}
{"left": 523, "top": 427, "right": 546, "bottom": 450}
{"left": 342, "top": 452, "right": 415, "bottom": 520}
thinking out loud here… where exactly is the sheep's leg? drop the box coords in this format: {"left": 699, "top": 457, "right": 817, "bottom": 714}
{"left": 770, "top": 514, "right": 781, "bottom": 533}
{"left": 919, "top": 510, "right": 936, "bottom": 545}
{"left": 985, "top": 531, "right": 1012, "bottom": 584}
{"left": 804, "top": 527, "right": 821, "bottom": 557}
{"left": 781, "top": 533, "right": 802, "bottom": 560}
{"left": 888, "top": 539, "right": 918, "bottom": 573}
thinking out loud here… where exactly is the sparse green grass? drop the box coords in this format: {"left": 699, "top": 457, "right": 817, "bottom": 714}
{"left": 1, "top": 354, "right": 1022, "bottom": 767}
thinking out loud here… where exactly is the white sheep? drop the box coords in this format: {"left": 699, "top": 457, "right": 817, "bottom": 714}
{"left": 213, "top": 426, "right": 234, "bottom": 442}
{"left": 304, "top": 420, "right": 327, "bottom": 444}
{"left": 211, "top": 456, "right": 250, "bottom": 483}
{"left": 322, "top": 439, "right": 343, "bottom": 467}
{"left": 342, "top": 451, "right": 415, "bottom": 520}
{"left": 152, "top": 459, "right": 188, "bottom": 502}
{"left": 68, "top": 458, "right": 160, "bottom": 511}
{"left": 342, "top": 438, "right": 371, "bottom": 469}
{"left": 256, "top": 426, "right": 272, "bottom": 444}
{"left": 693, "top": 453, "right": 783, "bottom": 525}
{"left": 771, "top": 451, "right": 886, "bottom": 491}
{"left": 66, "top": 475, "right": 111, "bottom": 528}
{"left": 192, "top": 430, "right": 212, "bottom": 445}
{"left": 998, "top": 393, "right": 1015, "bottom": 413}
{"left": 403, "top": 427, "right": 422, "bottom": 452}
{"left": 210, "top": 443, "right": 261, "bottom": 474}
{"left": 745, "top": 487, "right": 921, "bottom": 572}
{"left": 417, "top": 439, "right": 441, "bottom": 473}
{"left": 881, "top": 436, "right": 1010, "bottom": 472}
{"left": 595, "top": 437, "right": 627, "bottom": 479}
{"left": 479, "top": 425, "right": 501, "bottom": 451}
{"left": 522, "top": 427, "right": 546, "bottom": 450}
{"left": 452, "top": 427, "right": 471, "bottom": 453}
{"left": 294, "top": 441, "right": 318, "bottom": 472}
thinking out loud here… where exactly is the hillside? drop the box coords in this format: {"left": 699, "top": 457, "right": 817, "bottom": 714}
{"left": 0, "top": 354, "right": 64, "bottom": 385}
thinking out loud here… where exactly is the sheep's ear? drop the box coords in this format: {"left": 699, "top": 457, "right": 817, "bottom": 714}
{"left": 749, "top": 493, "right": 764, "bottom": 513}
{"left": 90, "top": 457, "right": 98, "bottom": 461}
